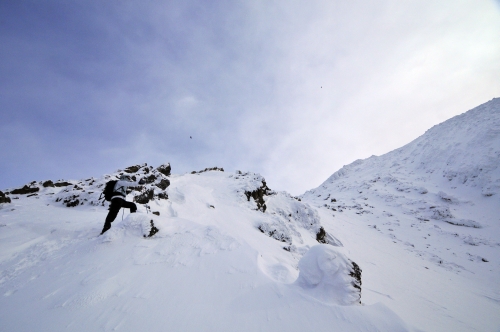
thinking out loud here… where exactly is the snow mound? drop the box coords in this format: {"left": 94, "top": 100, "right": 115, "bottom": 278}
{"left": 296, "top": 245, "right": 361, "bottom": 305}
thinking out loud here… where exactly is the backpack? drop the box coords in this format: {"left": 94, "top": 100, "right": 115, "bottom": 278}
{"left": 102, "top": 180, "right": 118, "bottom": 201}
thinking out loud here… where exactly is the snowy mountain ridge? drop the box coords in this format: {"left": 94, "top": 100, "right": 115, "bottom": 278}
{"left": 303, "top": 98, "right": 500, "bottom": 231}
{"left": 321, "top": 97, "right": 500, "bottom": 196}
{"left": 301, "top": 98, "right": 500, "bottom": 331}
{"left": 304, "top": 98, "right": 500, "bottom": 228}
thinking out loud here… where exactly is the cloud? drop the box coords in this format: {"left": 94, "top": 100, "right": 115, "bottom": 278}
{"left": 0, "top": 0, "right": 499, "bottom": 195}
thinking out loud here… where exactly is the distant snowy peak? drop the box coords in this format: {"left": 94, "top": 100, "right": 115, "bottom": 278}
{"left": 311, "top": 97, "right": 500, "bottom": 196}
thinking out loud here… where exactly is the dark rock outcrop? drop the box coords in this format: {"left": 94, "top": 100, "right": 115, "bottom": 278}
{"left": 0, "top": 191, "right": 11, "bottom": 204}
{"left": 134, "top": 189, "right": 154, "bottom": 204}
{"left": 315, "top": 227, "right": 343, "bottom": 246}
{"left": 124, "top": 165, "right": 142, "bottom": 173}
{"left": 349, "top": 260, "right": 363, "bottom": 299}
{"left": 144, "top": 220, "right": 159, "bottom": 237}
{"left": 156, "top": 179, "right": 170, "bottom": 190}
{"left": 157, "top": 192, "right": 168, "bottom": 200}
{"left": 316, "top": 227, "right": 328, "bottom": 243}
{"left": 42, "top": 180, "right": 55, "bottom": 187}
{"left": 11, "top": 185, "right": 39, "bottom": 195}
{"left": 156, "top": 163, "right": 171, "bottom": 177}
{"left": 54, "top": 181, "right": 72, "bottom": 187}
{"left": 245, "top": 181, "right": 272, "bottom": 212}
{"left": 141, "top": 174, "right": 157, "bottom": 184}
{"left": 191, "top": 167, "right": 224, "bottom": 174}
{"left": 56, "top": 195, "right": 81, "bottom": 207}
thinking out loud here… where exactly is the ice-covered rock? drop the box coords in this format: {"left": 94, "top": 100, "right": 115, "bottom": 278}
{"left": 296, "top": 245, "right": 361, "bottom": 305}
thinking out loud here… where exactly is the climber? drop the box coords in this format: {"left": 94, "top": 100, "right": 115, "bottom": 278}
{"left": 101, "top": 175, "right": 145, "bottom": 235}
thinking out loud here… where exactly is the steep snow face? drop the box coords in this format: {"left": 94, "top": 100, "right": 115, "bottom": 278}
{"left": 316, "top": 97, "right": 500, "bottom": 197}
{"left": 302, "top": 98, "right": 500, "bottom": 331}
{"left": 0, "top": 167, "right": 403, "bottom": 331}
{"left": 304, "top": 97, "right": 500, "bottom": 231}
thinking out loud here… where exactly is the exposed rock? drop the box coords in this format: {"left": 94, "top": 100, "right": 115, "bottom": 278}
{"left": 349, "top": 261, "right": 362, "bottom": 293}
{"left": 143, "top": 220, "right": 159, "bottom": 237}
{"left": 56, "top": 195, "right": 80, "bottom": 207}
{"left": 191, "top": 167, "right": 224, "bottom": 174}
{"left": 315, "top": 226, "right": 343, "bottom": 246}
{"left": 445, "top": 219, "right": 482, "bottom": 228}
{"left": 42, "top": 180, "right": 55, "bottom": 187}
{"left": 316, "top": 227, "right": 328, "bottom": 243}
{"left": 134, "top": 189, "right": 154, "bottom": 204}
{"left": 258, "top": 223, "right": 292, "bottom": 244}
{"left": 0, "top": 191, "right": 11, "bottom": 204}
{"left": 11, "top": 185, "right": 39, "bottom": 195}
{"left": 157, "top": 192, "right": 168, "bottom": 200}
{"left": 124, "top": 165, "right": 142, "bottom": 173}
{"left": 156, "top": 179, "right": 170, "bottom": 190}
{"left": 156, "top": 163, "right": 171, "bottom": 177}
{"left": 245, "top": 181, "right": 272, "bottom": 212}
{"left": 141, "top": 174, "right": 157, "bottom": 184}
{"left": 54, "top": 181, "right": 72, "bottom": 187}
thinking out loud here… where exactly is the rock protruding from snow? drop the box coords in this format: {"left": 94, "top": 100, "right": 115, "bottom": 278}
{"left": 124, "top": 164, "right": 144, "bottom": 173}
{"left": 316, "top": 226, "right": 342, "bottom": 246}
{"left": 245, "top": 180, "right": 272, "bottom": 212}
{"left": 0, "top": 191, "right": 11, "bottom": 204}
{"left": 263, "top": 192, "right": 343, "bottom": 248}
{"left": 48, "top": 163, "right": 172, "bottom": 207}
{"left": 296, "top": 245, "right": 362, "bottom": 305}
{"left": 10, "top": 182, "right": 39, "bottom": 195}
{"left": 42, "top": 180, "right": 55, "bottom": 187}
{"left": 144, "top": 219, "right": 159, "bottom": 237}
{"left": 156, "top": 163, "right": 171, "bottom": 177}
{"left": 191, "top": 166, "right": 224, "bottom": 174}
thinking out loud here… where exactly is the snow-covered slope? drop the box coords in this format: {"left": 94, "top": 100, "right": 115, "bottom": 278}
{"left": 303, "top": 98, "right": 500, "bottom": 331}
{"left": 0, "top": 165, "right": 406, "bottom": 331}
{"left": 1, "top": 98, "right": 499, "bottom": 331}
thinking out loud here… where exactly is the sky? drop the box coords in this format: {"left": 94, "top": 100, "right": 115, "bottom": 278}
{"left": 1, "top": 0, "right": 499, "bottom": 196}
